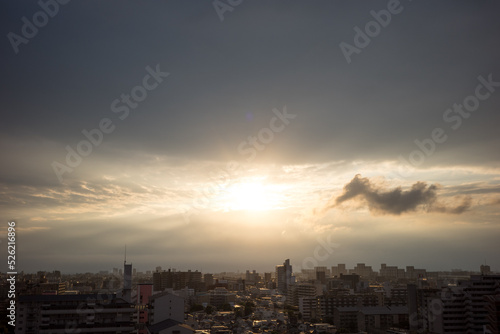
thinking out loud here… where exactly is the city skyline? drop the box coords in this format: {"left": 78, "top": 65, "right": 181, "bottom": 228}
{"left": 10, "top": 258, "right": 497, "bottom": 276}
{"left": 1, "top": 1, "right": 500, "bottom": 274}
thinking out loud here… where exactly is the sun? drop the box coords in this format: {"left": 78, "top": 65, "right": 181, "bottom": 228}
{"left": 218, "top": 180, "right": 277, "bottom": 211}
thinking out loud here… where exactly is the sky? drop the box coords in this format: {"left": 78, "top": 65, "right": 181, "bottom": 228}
{"left": 1, "top": 0, "right": 499, "bottom": 274}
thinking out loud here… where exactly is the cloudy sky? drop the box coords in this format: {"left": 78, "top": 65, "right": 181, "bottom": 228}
{"left": 1, "top": 1, "right": 499, "bottom": 274}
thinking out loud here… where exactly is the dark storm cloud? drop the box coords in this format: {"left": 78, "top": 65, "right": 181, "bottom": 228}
{"left": 326, "top": 174, "right": 471, "bottom": 215}
{"left": 1, "top": 1, "right": 500, "bottom": 168}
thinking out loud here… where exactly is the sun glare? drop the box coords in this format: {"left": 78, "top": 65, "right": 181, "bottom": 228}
{"left": 217, "top": 179, "right": 280, "bottom": 212}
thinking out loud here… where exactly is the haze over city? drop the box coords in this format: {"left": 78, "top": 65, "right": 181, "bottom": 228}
{"left": 1, "top": 1, "right": 500, "bottom": 274}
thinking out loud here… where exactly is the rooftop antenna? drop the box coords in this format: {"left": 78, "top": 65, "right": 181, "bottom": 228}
{"left": 124, "top": 245, "right": 127, "bottom": 265}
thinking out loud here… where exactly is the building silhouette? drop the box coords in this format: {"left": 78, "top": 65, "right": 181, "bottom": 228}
{"left": 276, "top": 259, "right": 293, "bottom": 294}
{"left": 153, "top": 269, "right": 202, "bottom": 292}
{"left": 15, "top": 294, "right": 135, "bottom": 333}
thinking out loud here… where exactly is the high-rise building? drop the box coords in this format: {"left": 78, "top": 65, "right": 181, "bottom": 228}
{"left": 137, "top": 283, "right": 153, "bottom": 334}
{"left": 407, "top": 285, "right": 442, "bottom": 332}
{"left": 407, "top": 284, "right": 419, "bottom": 331}
{"left": 123, "top": 261, "right": 132, "bottom": 303}
{"left": 276, "top": 259, "right": 293, "bottom": 294}
{"left": 415, "top": 275, "right": 500, "bottom": 333}
{"left": 443, "top": 275, "right": 500, "bottom": 333}
{"left": 484, "top": 294, "right": 500, "bottom": 333}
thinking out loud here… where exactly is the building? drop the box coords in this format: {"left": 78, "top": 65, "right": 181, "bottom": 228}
{"left": 210, "top": 287, "right": 236, "bottom": 308}
{"left": 301, "top": 269, "right": 316, "bottom": 280}
{"left": 147, "top": 319, "right": 195, "bottom": 334}
{"left": 407, "top": 284, "right": 418, "bottom": 331}
{"left": 339, "top": 274, "right": 359, "bottom": 290}
{"left": 316, "top": 270, "right": 327, "bottom": 284}
{"left": 148, "top": 291, "right": 185, "bottom": 324}
{"left": 380, "top": 264, "right": 405, "bottom": 279}
{"left": 245, "top": 270, "right": 260, "bottom": 285}
{"left": 407, "top": 286, "right": 442, "bottom": 332}
{"left": 350, "top": 263, "right": 374, "bottom": 278}
{"left": 196, "top": 287, "right": 236, "bottom": 308}
{"left": 413, "top": 275, "right": 500, "bottom": 333}
{"left": 28, "top": 282, "right": 67, "bottom": 295}
{"left": 485, "top": 294, "right": 500, "bottom": 333}
{"left": 481, "top": 264, "right": 492, "bottom": 275}
{"left": 332, "top": 306, "right": 408, "bottom": 332}
{"left": 276, "top": 259, "right": 293, "bottom": 294}
{"left": 333, "top": 307, "right": 358, "bottom": 332}
{"left": 204, "top": 274, "right": 214, "bottom": 288}
{"left": 384, "top": 285, "right": 408, "bottom": 306}
{"left": 299, "top": 296, "right": 320, "bottom": 321}
{"left": 357, "top": 306, "right": 409, "bottom": 332}
{"left": 287, "top": 283, "right": 317, "bottom": 306}
{"left": 264, "top": 272, "right": 272, "bottom": 285}
{"left": 15, "top": 294, "right": 135, "bottom": 334}
{"left": 320, "top": 292, "right": 380, "bottom": 320}
{"left": 315, "top": 266, "right": 330, "bottom": 278}
{"left": 123, "top": 261, "right": 132, "bottom": 303}
{"left": 405, "top": 266, "right": 427, "bottom": 279}
{"left": 153, "top": 270, "right": 202, "bottom": 292}
{"left": 137, "top": 283, "right": 154, "bottom": 334}
{"left": 441, "top": 275, "right": 500, "bottom": 333}
{"left": 331, "top": 264, "right": 347, "bottom": 277}
{"left": 311, "top": 323, "right": 337, "bottom": 333}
